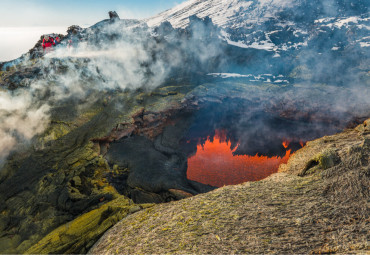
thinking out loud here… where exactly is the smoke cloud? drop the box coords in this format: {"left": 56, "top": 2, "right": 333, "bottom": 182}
{"left": 0, "top": 90, "right": 50, "bottom": 163}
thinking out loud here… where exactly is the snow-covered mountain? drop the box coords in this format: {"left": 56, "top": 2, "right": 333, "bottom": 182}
{"left": 146, "top": 0, "right": 297, "bottom": 29}
{"left": 146, "top": 0, "right": 369, "bottom": 52}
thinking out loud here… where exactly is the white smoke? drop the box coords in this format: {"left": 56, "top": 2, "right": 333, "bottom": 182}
{"left": 0, "top": 22, "right": 173, "bottom": 163}
{"left": 0, "top": 90, "right": 50, "bottom": 163}
{"left": 44, "top": 23, "right": 170, "bottom": 91}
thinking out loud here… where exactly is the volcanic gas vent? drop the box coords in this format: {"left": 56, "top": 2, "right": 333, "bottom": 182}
{"left": 184, "top": 129, "right": 303, "bottom": 187}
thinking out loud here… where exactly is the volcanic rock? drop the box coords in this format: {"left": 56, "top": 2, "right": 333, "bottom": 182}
{"left": 26, "top": 197, "right": 152, "bottom": 254}
{"left": 109, "top": 11, "right": 120, "bottom": 20}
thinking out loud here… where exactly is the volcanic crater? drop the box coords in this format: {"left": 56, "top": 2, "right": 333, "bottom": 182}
{"left": 100, "top": 81, "right": 357, "bottom": 204}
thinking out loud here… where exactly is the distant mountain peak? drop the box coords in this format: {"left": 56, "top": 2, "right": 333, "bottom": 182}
{"left": 146, "top": 0, "right": 296, "bottom": 29}
{"left": 145, "top": 0, "right": 369, "bottom": 52}
{"left": 146, "top": 0, "right": 369, "bottom": 29}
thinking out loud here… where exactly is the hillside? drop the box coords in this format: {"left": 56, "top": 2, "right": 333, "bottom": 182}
{"left": 90, "top": 119, "right": 370, "bottom": 254}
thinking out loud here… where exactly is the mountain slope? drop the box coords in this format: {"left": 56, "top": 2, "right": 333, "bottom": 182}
{"left": 146, "top": 0, "right": 370, "bottom": 52}
{"left": 146, "top": 0, "right": 296, "bottom": 28}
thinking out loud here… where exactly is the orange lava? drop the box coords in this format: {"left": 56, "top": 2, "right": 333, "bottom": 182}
{"left": 282, "top": 140, "right": 290, "bottom": 149}
{"left": 187, "top": 131, "right": 292, "bottom": 187}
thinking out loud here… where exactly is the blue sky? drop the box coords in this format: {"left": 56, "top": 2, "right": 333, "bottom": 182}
{"left": 0, "top": 0, "right": 187, "bottom": 27}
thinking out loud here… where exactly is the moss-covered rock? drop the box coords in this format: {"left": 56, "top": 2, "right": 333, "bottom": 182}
{"left": 0, "top": 83, "right": 193, "bottom": 253}
{"left": 26, "top": 196, "right": 152, "bottom": 254}
{"left": 299, "top": 149, "right": 339, "bottom": 176}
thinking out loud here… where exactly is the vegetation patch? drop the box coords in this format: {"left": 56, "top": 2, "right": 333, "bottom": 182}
{"left": 26, "top": 196, "right": 152, "bottom": 254}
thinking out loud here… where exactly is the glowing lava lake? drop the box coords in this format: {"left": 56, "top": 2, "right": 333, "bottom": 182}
{"left": 186, "top": 130, "right": 304, "bottom": 187}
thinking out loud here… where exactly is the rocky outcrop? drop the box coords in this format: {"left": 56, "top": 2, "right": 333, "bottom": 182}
{"left": 109, "top": 11, "right": 120, "bottom": 20}
{"left": 89, "top": 119, "right": 369, "bottom": 254}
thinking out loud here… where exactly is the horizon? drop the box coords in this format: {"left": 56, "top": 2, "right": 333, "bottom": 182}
{"left": 0, "top": 0, "right": 187, "bottom": 62}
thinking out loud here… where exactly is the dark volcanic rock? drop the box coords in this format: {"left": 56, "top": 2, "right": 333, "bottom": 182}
{"left": 0, "top": 67, "right": 41, "bottom": 89}
{"left": 107, "top": 135, "right": 190, "bottom": 193}
{"left": 109, "top": 11, "right": 120, "bottom": 20}
{"left": 105, "top": 110, "right": 215, "bottom": 203}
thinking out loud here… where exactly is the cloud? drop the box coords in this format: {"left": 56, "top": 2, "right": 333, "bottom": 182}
{"left": 0, "top": 90, "right": 50, "bottom": 163}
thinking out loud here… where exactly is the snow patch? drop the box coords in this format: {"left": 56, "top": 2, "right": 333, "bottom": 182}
{"left": 274, "top": 79, "right": 289, "bottom": 83}
{"left": 222, "top": 30, "right": 276, "bottom": 50}
{"left": 207, "top": 73, "right": 290, "bottom": 84}
{"left": 207, "top": 73, "right": 252, "bottom": 78}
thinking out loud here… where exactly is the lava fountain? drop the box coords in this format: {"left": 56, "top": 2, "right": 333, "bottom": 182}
{"left": 187, "top": 130, "right": 302, "bottom": 187}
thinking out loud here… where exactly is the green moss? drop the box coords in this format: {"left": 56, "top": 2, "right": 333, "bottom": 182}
{"left": 150, "top": 90, "right": 179, "bottom": 97}
{"left": 76, "top": 105, "right": 104, "bottom": 126}
{"left": 40, "top": 121, "right": 73, "bottom": 143}
{"left": 25, "top": 196, "right": 152, "bottom": 254}
{"left": 300, "top": 149, "right": 338, "bottom": 176}
{"left": 63, "top": 142, "right": 99, "bottom": 167}
{"left": 317, "top": 149, "right": 338, "bottom": 169}
{"left": 0, "top": 235, "right": 22, "bottom": 253}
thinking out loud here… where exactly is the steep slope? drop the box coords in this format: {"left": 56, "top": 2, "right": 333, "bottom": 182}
{"left": 146, "top": 0, "right": 297, "bottom": 28}
{"left": 146, "top": 0, "right": 370, "bottom": 52}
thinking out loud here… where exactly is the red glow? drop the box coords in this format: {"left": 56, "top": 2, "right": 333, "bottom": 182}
{"left": 282, "top": 140, "right": 290, "bottom": 149}
{"left": 187, "top": 132, "right": 292, "bottom": 187}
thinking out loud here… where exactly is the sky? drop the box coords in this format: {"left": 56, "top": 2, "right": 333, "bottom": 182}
{"left": 0, "top": 0, "right": 187, "bottom": 61}
{"left": 0, "top": 0, "right": 187, "bottom": 27}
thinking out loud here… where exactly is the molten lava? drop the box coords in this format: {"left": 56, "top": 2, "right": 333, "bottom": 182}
{"left": 282, "top": 140, "right": 290, "bottom": 149}
{"left": 187, "top": 131, "right": 295, "bottom": 187}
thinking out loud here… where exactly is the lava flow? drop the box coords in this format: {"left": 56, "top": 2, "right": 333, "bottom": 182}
{"left": 187, "top": 131, "right": 297, "bottom": 187}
